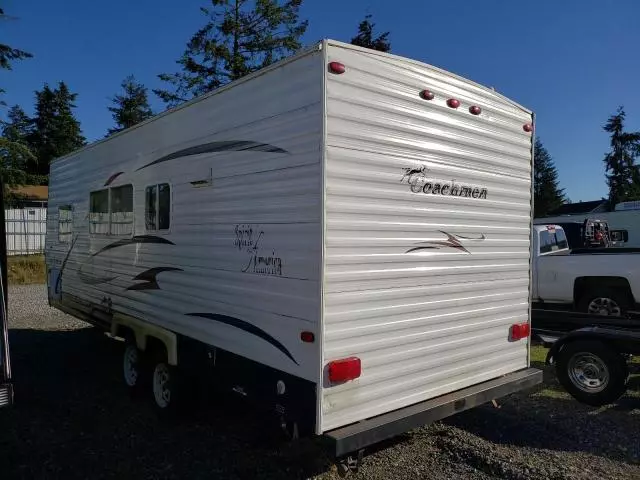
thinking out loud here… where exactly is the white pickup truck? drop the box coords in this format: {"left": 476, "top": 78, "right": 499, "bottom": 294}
{"left": 532, "top": 225, "right": 640, "bottom": 316}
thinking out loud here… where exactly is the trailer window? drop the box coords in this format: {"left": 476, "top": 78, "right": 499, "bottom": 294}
{"left": 89, "top": 190, "right": 109, "bottom": 235}
{"left": 58, "top": 205, "right": 73, "bottom": 243}
{"left": 539, "top": 229, "right": 569, "bottom": 254}
{"left": 110, "top": 185, "right": 134, "bottom": 236}
{"left": 145, "top": 183, "right": 170, "bottom": 231}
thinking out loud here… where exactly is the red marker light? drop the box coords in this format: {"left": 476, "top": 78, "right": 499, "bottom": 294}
{"left": 420, "top": 90, "right": 435, "bottom": 101}
{"left": 447, "top": 98, "right": 461, "bottom": 109}
{"left": 469, "top": 105, "right": 482, "bottom": 115}
{"left": 510, "top": 323, "right": 531, "bottom": 341}
{"left": 300, "top": 331, "right": 315, "bottom": 343}
{"left": 328, "top": 357, "right": 361, "bottom": 383}
{"left": 523, "top": 123, "right": 533, "bottom": 132}
{"left": 328, "top": 62, "right": 346, "bottom": 74}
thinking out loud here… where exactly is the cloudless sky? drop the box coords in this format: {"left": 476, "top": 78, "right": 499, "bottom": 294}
{"left": 3, "top": 0, "right": 640, "bottom": 202}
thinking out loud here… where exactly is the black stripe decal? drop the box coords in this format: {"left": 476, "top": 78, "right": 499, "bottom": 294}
{"left": 135, "top": 141, "right": 289, "bottom": 172}
{"left": 186, "top": 312, "right": 298, "bottom": 365}
{"left": 90, "top": 235, "right": 175, "bottom": 258}
{"left": 126, "top": 267, "right": 183, "bottom": 291}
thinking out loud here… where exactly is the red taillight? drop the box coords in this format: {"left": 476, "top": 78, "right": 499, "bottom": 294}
{"left": 447, "top": 98, "right": 461, "bottom": 109}
{"left": 328, "top": 62, "right": 346, "bottom": 74}
{"left": 510, "top": 323, "right": 530, "bottom": 341}
{"left": 328, "top": 357, "right": 361, "bottom": 383}
{"left": 469, "top": 105, "right": 482, "bottom": 115}
{"left": 420, "top": 89, "right": 435, "bottom": 100}
{"left": 523, "top": 123, "right": 533, "bottom": 132}
{"left": 300, "top": 331, "right": 315, "bottom": 343}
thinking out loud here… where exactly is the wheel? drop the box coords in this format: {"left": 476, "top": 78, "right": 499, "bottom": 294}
{"left": 555, "top": 340, "right": 629, "bottom": 406}
{"left": 122, "top": 342, "right": 146, "bottom": 397}
{"left": 150, "top": 355, "right": 183, "bottom": 416}
{"left": 578, "top": 288, "right": 629, "bottom": 317}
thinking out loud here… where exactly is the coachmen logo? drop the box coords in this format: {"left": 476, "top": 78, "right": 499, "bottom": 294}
{"left": 401, "top": 165, "right": 488, "bottom": 199}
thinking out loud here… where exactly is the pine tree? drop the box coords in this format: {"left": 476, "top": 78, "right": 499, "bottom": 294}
{"left": 534, "top": 138, "right": 566, "bottom": 217}
{"left": 154, "top": 0, "right": 308, "bottom": 106}
{"left": 603, "top": 107, "right": 640, "bottom": 206}
{"left": 350, "top": 14, "right": 391, "bottom": 52}
{"left": 29, "top": 82, "right": 86, "bottom": 179}
{"left": 107, "top": 75, "right": 154, "bottom": 136}
{"left": 0, "top": 106, "right": 35, "bottom": 186}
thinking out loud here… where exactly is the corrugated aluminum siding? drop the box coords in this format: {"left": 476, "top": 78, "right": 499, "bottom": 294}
{"left": 321, "top": 42, "right": 534, "bottom": 431}
{"left": 46, "top": 48, "right": 324, "bottom": 382}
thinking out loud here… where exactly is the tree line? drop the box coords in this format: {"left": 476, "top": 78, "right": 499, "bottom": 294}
{"left": 1, "top": 1, "right": 639, "bottom": 214}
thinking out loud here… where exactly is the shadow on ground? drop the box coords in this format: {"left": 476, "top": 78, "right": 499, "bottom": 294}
{"left": 0, "top": 327, "right": 334, "bottom": 480}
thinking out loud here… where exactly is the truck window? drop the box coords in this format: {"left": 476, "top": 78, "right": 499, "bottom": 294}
{"left": 539, "top": 229, "right": 569, "bottom": 254}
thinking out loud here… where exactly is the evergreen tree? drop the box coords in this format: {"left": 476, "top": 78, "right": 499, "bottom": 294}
{"left": 350, "top": 14, "right": 391, "bottom": 52}
{"left": 603, "top": 107, "right": 640, "bottom": 206}
{"left": 29, "top": 82, "right": 86, "bottom": 179}
{"left": 534, "top": 137, "right": 565, "bottom": 217}
{"left": 0, "top": 106, "right": 35, "bottom": 186}
{"left": 154, "top": 0, "right": 308, "bottom": 106}
{"left": 107, "top": 75, "right": 154, "bottom": 136}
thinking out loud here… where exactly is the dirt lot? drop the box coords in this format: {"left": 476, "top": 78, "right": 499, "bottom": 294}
{"left": 1, "top": 285, "right": 639, "bottom": 479}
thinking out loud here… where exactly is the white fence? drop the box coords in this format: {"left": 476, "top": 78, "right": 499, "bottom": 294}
{"left": 5, "top": 208, "right": 47, "bottom": 256}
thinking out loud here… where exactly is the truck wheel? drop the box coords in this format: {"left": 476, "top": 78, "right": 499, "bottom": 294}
{"left": 555, "top": 340, "right": 629, "bottom": 406}
{"left": 579, "top": 289, "right": 628, "bottom": 316}
{"left": 123, "top": 342, "right": 146, "bottom": 397}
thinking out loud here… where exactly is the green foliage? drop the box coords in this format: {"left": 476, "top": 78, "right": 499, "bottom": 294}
{"left": 107, "top": 75, "right": 154, "bottom": 136}
{"left": 534, "top": 138, "right": 566, "bottom": 217}
{"left": 350, "top": 14, "right": 391, "bottom": 52}
{"left": 0, "top": 106, "right": 36, "bottom": 188}
{"left": 603, "top": 107, "right": 640, "bottom": 206}
{"left": 154, "top": 0, "right": 308, "bottom": 106}
{"left": 29, "top": 82, "right": 86, "bottom": 178}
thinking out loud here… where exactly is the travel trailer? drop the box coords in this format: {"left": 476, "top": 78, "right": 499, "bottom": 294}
{"left": 45, "top": 40, "right": 540, "bottom": 463}
{"left": 0, "top": 181, "right": 13, "bottom": 408}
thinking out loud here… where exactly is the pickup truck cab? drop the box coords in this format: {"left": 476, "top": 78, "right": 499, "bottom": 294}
{"left": 532, "top": 224, "right": 640, "bottom": 316}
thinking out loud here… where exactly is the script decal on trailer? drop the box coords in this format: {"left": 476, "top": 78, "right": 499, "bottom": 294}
{"left": 234, "top": 224, "right": 283, "bottom": 276}
{"left": 401, "top": 165, "right": 488, "bottom": 199}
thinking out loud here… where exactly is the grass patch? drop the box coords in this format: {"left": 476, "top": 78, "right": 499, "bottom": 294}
{"left": 530, "top": 344, "right": 548, "bottom": 364}
{"left": 7, "top": 254, "right": 46, "bottom": 285}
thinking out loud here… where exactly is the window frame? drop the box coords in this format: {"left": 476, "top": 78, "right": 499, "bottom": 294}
{"left": 58, "top": 205, "right": 74, "bottom": 243}
{"left": 144, "top": 182, "right": 172, "bottom": 233}
{"left": 89, "top": 184, "right": 134, "bottom": 237}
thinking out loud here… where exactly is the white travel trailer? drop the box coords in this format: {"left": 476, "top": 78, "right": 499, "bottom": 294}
{"left": 45, "top": 40, "right": 540, "bottom": 461}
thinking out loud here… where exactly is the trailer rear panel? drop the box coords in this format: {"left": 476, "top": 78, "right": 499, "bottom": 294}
{"left": 321, "top": 43, "right": 534, "bottom": 431}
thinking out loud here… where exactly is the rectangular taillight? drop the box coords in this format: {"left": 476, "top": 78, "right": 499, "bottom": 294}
{"left": 328, "top": 357, "right": 361, "bottom": 383}
{"left": 510, "top": 323, "right": 531, "bottom": 341}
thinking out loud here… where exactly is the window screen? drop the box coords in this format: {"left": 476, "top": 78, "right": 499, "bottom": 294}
{"left": 110, "top": 185, "right": 133, "bottom": 236}
{"left": 145, "top": 183, "right": 170, "bottom": 231}
{"left": 89, "top": 190, "right": 109, "bottom": 235}
{"left": 58, "top": 206, "right": 73, "bottom": 243}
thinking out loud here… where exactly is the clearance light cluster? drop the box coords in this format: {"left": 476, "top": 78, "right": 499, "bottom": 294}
{"left": 328, "top": 60, "right": 533, "bottom": 134}
{"left": 327, "top": 357, "right": 361, "bottom": 383}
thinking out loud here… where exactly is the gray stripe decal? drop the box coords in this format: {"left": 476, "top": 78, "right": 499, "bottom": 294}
{"left": 135, "top": 140, "right": 289, "bottom": 172}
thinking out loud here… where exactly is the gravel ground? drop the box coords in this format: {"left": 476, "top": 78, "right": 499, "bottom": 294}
{"left": 1, "top": 284, "right": 639, "bottom": 479}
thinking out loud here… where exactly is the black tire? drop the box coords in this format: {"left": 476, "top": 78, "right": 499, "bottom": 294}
{"left": 578, "top": 288, "right": 629, "bottom": 317}
{"left": 149, "top": 352, "right": 183, "bottom": 417}
{"left": 555, "top": 340, "right": 629, "bottom": 407}
{"left": 122, "top": 341, "right": 147, "bottom": 398}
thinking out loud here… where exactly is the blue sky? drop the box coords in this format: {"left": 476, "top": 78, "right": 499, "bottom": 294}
{"left": 3, "top": 0, "right": 640, "bottom": 202}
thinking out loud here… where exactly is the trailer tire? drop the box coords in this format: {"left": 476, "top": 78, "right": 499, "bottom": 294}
{"left": 578, "top": 288, "right": 629, "bottom": 317}
{"left": 149, "top": 352, "right": 182, "bottom": 417}
{"left": 555, "top": 340, "right": 629, "bottom": 407}
{"left": 122, "top": 341, "right": 147, "bottom": 398}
